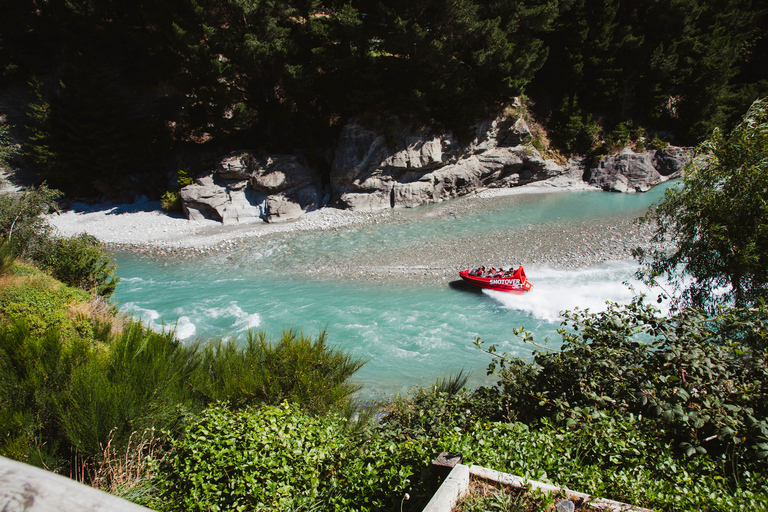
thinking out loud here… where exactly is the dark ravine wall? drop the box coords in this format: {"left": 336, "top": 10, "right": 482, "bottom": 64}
{"left": 180, "top": 113, "right": 691, "bottom": 224}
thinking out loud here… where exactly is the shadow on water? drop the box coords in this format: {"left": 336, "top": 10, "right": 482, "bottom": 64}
{"left": 448, "top": 280, "right": 484, "bottom": 293}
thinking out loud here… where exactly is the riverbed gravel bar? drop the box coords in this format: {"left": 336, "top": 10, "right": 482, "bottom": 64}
{"left": 48, "top": 186, "right": 661, "bottom": 284}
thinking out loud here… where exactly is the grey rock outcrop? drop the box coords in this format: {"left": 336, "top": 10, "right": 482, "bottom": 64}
{"left": 330, "top": 116, "right": 564, "bottom": 211}
{"left": 179, "top": 114, "right": 692, "bottom": 224}
{"left": 587, "top": 147, "right": 692, "bottom": 193}
{"left": 180, "top": 152, "right": 322, "bottom": 224}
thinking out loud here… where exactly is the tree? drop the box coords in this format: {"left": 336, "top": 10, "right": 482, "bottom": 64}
{"left": 635, "top": 98, "right": 768, "bottom": 310}
{"left": 0, "top": 121, "right": 18, "bottom": 172}
{"left": 0, "top": 183, "right": 61, "bottom": 248}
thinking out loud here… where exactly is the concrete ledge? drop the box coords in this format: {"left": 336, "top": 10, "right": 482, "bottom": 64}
{"left": 423, "top": 463, "right": 654, "bottom": 512}
{"left": 0, "top": 456, "right": 153, "bottom": 511}
{"left": 422, "top": 464, "right": 470, "bottom": 512}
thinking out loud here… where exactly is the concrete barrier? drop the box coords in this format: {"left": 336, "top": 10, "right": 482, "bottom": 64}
{"left": 0, "top": 456, "right": 153, "bottom": 511}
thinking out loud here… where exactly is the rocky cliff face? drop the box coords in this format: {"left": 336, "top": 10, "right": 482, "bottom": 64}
{"left": 179, "top": 114, "right": 691, "bottom": 224}
{"left": 329, "top": 116, "right": 564, "bottom": 211}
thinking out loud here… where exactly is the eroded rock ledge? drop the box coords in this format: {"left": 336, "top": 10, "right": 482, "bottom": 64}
{"left": 180, "top": 114, "right": 691, "bottom": 224}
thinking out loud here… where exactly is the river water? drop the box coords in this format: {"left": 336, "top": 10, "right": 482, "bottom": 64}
{"left": 111, "top": 183, "right": 672, "bottom": 399}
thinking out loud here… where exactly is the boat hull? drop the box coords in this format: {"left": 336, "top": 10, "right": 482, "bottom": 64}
{"left": 459, "top": 269, "right": 533, "bottom": 294}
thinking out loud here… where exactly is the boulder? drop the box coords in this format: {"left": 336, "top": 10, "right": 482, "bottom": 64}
{"left": 180, "top": 174, "right": 268, "bottom": 225}
{"left": 588, "top": 148, "right": 691, "bottom": 193}
{"left": 180, "top": 151, "right": 322, "bottom": 223}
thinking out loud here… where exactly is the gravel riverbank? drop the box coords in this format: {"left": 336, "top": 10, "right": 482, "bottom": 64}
{"left": 48, "top": 184, "right": 659, "bottom": 284}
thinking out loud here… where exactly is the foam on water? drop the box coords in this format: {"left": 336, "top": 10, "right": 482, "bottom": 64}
{"left": 485, "top": 261, "right": 648, "bottom": 321}
{"left": 175, "top": 317, "right": 197, "bottom": 340}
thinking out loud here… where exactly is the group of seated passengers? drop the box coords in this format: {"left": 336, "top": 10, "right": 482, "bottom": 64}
{"left": 469, "top": 266, "right": 518, "bottom": 278}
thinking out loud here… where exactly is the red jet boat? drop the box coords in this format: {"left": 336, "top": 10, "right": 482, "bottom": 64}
{"left": 459, "top": 266, "right": 533, "bottom": 294}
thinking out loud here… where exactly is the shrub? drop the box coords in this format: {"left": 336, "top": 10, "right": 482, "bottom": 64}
{"left": 0, "top": 183, "right": 60, "bottom": 257}
{"left": 161, "top": 163, "right": 193, "bottom": 213}
{"left": 0, "top": 319, "right": 92, "bottom": 469}
{"left": 0, "top": 238, "right": 16, "bottom": 276}
{"left": 382, "top": 371, "right": 509, "bottom": 439}
{"left": 160, "top": 190, "right": 181, "bottom": 212}
{"left": 155, "top": 403, "right": 430, "bottom": 512}
{"left": 0, "top": 268, "right": 90, "bottom": 336}
{"left": 436, "top": 414, "right": 768, "bottom": 511}
{"left": 156, "top": 404, "right": 348, "bottom": 511}
{"left": 44, "top": 233, "right": 120, "bottom": 297}
{"left": 59, "top": 322, "right": 199, "bottom": 457}
{"left": 191, "top": 328, "right": 367, "bottom": 415}
{"left": 604, "top": 121, "right": 633, "bottom": 152}
{"left": 551, "top": 97, "right": 602, "bottom": 154}
{"left": 475, "top": 299, "right": 768, "bottom": 479}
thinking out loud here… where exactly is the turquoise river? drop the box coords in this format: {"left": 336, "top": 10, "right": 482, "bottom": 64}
{"left": 111, "top": 183, "right": 673, "bottom": 400}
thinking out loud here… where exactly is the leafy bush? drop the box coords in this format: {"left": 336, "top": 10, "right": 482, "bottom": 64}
{"left": 551, "top": 97, "right": 602, "bottom": 154}
{"left": 161, "top": 163, "right": 194, "bottom": 213}
{"left": 160, "top": 190, "right": 181, "bottom": 212}
{"left": 603, "top": 120, "right": 633, "bottom": 152}
{"left": 436, "top": 414, "right": 767, "bottom": 511}
{"left": 475, "top": 299, "right": 768, "bottom": 478}
{"left": 0, "top": 319, "right": 92, "bottom": 469}
{"left": 0, "top": 266, "right": 90, "bottom": 336}
{"left": 44, "top": 233, "right": 120, "bottom": 297}
{"left": 155, "top": 403, "right": 430, "bottom": 512}
{"left": 382, "top": 371, "right": 509, "bottom": 439}
{"left": 156, "top": 404, "right": 347, "bottom": 511}
{"left": 0, "top": 238, "right": 16, "bottom": 275}
{"left": 0, "top": 268, "right": 370, "bottom": 483}
{"left": 59, "top": 323, "right": 199, "bottom": 456}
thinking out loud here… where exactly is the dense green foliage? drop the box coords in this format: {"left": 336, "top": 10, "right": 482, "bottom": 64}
{"left": 1, "top": 0, "right": 764, "bottom": 195}
{"left": 156, "top": 403, "right": 428, "bottom": 511}
{"left": 536, "top": 0, "right": 767, "bottom": 148}
{"left": 481, "top": 300, "right": 768, "bottom": 465}
{"left": 194, "top": 328, "right": 366, "bottom": 415}
{"left": 43, "top": 234, "right": 120, "bottom": 297}
{"left": 0, "top": 263, "right": 367, "bottom": 482}
{"left": 0, "top": 183, "right": 60, "bottom": 249}
{"left": 0, "top": 184, "right": 120, "bottom": 297}
{"left": 439, "top": 415, "right": 767, "bottom": 510}
{"left": 637, "top": 98, "right": 768, "bottom": 310}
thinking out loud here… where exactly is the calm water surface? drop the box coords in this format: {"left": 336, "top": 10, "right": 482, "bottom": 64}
{"left": 112, "top": 184, "right": 672, "bottom": 399}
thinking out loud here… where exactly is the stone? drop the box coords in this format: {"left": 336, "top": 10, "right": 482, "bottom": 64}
{"left": 183, "top": 116, "right": 692, "bottom": 224}
{"left": 180, "top": 173, "right": 267, "bottom": 224}
{"left": 249, "top": 154, "right": 317, "bottom": 194}
{"left": 587, "top": 148, "right": 691, "bottom": 193}
{"left": 652, "top": 147, "right": 692, "bottom": 177}
{"left": 265, "top": 182, "right": 322, "bottom": 223}
{"left": 180, "top": 152, "right": 323, "bottom": 224}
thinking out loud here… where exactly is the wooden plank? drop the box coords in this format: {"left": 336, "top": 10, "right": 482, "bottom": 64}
{"left": 0, "top": 456, "right": 153, "bottom": 512}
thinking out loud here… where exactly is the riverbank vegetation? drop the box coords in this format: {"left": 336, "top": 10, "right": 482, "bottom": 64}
{"left": 0, "top": 1, "right": 767, "bottom": 506}
{"left": 1, "top": 0, "right": 765, "bottom": 198}
{"left": 0, "top": 102, "right": 766, "bottom": 510}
